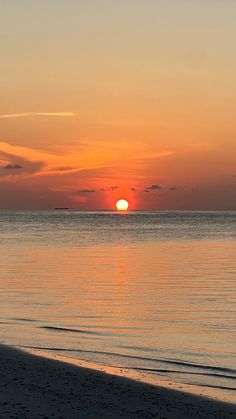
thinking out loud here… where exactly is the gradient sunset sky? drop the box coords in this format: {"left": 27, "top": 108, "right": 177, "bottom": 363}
{"left": 1, "top": 1, "right": 236, "bottom": 210}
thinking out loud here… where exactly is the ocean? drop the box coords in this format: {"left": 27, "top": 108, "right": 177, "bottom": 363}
{"left": 0, "top": 210, "right": 235, "bottom": 402}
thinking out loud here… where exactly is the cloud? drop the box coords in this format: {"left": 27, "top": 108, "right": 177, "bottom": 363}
{"left": 0, "top": 112, "right": 75, "bottom": 119}
{"left": 52, "top": 166, "right": 76, "bottom": 171}
{"left": 3, "top": 163, "right": 22, "bottom": 170}
{"left": 146, "top": 184, "right": 162, "bottom": 190}
{"left": 0, "top": 141, "right": 120, "bottom": 179}
{"left": 104, "top": 186, "right": 118, "bottom": 191}
{"left": 0, "top": 141, "right": 56, "bottom": 163}
{"left": 46, "top": 166, "right": 80, "bottom": 176}
{"left": 0, "top": 142, "right": 49, "bottom": 178}
{"left": 79, "top": 189, "right": 96, "bottom": 193}
{"left": 0, "top": 140, "right": 174, "bottom": 185}
{"left": 99, "top": 186, "right": 118, "bottom": 192}
{"left": 131, "top": 151, "right": 174, "bottom": 162}
{"left": 0, "top": 159, "right": 43, "bottom": 178}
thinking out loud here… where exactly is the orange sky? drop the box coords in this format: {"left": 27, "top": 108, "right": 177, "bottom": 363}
{"left": 0, "top": 1, "right": 236, "bottom": 210}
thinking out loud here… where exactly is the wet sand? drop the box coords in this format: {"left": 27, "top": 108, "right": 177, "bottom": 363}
{"left": 0, "top": 344, "right": 235, "bottom": 419}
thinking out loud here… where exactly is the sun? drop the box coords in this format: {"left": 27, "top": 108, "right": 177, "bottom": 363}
{"left": 116, "top": 199, "right": 129, "bottom": 211}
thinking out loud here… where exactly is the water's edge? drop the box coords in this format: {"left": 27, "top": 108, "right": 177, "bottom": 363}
{"left": 18, "top": 345, "right": 236, "bottom": 404}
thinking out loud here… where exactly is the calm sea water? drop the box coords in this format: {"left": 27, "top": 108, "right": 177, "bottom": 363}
{"left": 0, "top": 211, "right": 235, "bottom": 401}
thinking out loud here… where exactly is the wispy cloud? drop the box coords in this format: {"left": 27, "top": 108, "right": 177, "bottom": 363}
{"left": 130, "top": 151, "right": 173, "bottom": 162}
{"left": 0, "top": 140, "right": 174, "bottom": 183}
{"left": 0, "top": 112, "right": 75, "bottom": 119}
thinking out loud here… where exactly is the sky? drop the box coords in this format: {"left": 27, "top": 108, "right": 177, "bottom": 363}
{"left": 0, "top": 0, "right": 236, "bottom": 210}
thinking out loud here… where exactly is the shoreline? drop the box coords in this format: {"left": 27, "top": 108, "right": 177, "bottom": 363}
{"left": 0, "top": 344, "right": 235, "bottom": 418}
{"left": 22, "top": 345, "right": 236, "bottom": 404}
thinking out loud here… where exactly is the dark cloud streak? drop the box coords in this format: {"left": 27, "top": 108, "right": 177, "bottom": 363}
{"left": 79, "top": 189, "right": 96, "bottom": 193}
{"left": 146, "top": 184, "right": 162, "bottom": 190}
{"left": 3, "top": 164, "right": 22, "bottom": 170}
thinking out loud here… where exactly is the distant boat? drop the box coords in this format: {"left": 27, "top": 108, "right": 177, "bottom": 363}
{"left": 54, "top": 207, "right": 70, "bottom": 210}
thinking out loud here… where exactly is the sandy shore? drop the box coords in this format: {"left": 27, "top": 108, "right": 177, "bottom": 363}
{"left": 0, "top": 345, "right": 235, "bottom": 419}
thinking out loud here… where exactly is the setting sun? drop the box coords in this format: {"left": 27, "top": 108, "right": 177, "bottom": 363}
{"left": 116, "top": 199, "right": 129, "bottom": 211}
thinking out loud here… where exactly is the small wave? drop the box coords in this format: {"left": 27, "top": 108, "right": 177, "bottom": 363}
{"left": 130, "top": 367, "right": 236, "bottom": 381}
{"left": 21, "top": 344, "right": 236, "bottom": 378}
{"left": 40, "top": 326, "right": 97, "bottom": 335}
{"left": 163, "top": 358, "right": 236, "bottom": 375}
{"left": 189, "top": 383, "right": 236, "bottom": 392}
{"left": 11, "top": 318, "right": 39, "bottom": 323}
{"left": 40, "top": 325, "right": 115, "bottom": 336}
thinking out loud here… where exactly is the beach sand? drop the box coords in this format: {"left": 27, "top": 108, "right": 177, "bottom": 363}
{"left": 0, "top": 344, "right": 235, "bottom": 419}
